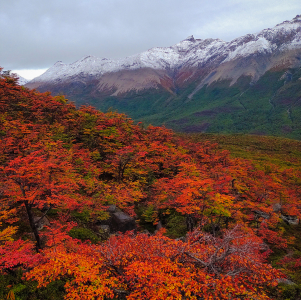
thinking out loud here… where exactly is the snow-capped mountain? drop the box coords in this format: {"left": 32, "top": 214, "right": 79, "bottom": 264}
{"left": 27, "top": 14, "right": 301, "bottom": 96}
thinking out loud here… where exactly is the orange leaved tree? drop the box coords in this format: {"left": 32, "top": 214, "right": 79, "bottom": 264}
{"left": 27, "top": 225, "right": 282, "bottom": 299}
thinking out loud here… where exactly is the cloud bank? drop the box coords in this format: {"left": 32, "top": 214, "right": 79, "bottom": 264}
{"left": 1, "top": 0, "right": 300, "bottom": 74}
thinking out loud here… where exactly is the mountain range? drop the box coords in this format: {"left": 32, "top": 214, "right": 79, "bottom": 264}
{"left": 26, "top": 15, "right": 301, "bottom": 139}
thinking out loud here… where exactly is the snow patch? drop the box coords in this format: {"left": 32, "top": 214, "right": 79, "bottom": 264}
{"left": 16, "top": 75, "right": 29, "bottom": 85}
{"left": 224, "top": 37, "right": 275, "bottom": 62}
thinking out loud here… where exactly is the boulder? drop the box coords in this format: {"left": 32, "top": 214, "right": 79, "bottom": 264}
{"left": 273, "top": 203, "right": 282, "bottom": 213}
{"left": 254, "top": 210, "right": 270, "bottom": 219}
{"left": 100, "top": 206, "right": 136, "bottom": 233}
{"left": 111, "top": 211, "right": 136, "bottom": 233}
{"left": 281, "top": 214, "right": 299, "bottom": 225}
{"left": 277, "top": 278, "right": 296, "bottom": 285}
{"left": 107, "top": 205, "right": 117, "bottom": 213}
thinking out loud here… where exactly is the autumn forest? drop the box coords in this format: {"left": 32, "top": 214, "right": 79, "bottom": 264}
{"left": 1, "top": 70, "right": 301, "bottom": 299}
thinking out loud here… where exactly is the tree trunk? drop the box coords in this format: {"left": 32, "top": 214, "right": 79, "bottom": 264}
{"left": 24, "top": 201, "right": 42, "bottom": 251}
{"left": 186, "top": 214, "right": 194, "bottom": 232}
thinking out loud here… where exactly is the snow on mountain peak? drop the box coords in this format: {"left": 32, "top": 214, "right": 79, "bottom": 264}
{"left": 224, "top": 37, "right": 274, "bottom": 62}
{"left": 293, "top": 14, "right": 301, "bottom": 21}
{"left": 28, "top": 14, "right": 301, "bottom": 84}
{"left": 223, "top": 15, "right": 301, "bottom": 62}
{"left": 184, "top": 35, "right": 195, "bottom": 42}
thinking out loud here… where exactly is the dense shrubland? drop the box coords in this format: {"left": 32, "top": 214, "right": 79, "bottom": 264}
{"left": 1, "top": 70, "right": 301, "bottom": 299}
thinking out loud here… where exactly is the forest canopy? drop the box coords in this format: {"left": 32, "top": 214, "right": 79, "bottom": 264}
{"left": 1, "top": 70, "right": 301, "bottom": 299}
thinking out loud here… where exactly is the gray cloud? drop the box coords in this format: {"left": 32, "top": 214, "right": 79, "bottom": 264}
{"left": 1, "top": 0, "right": 300, "bottom": 71}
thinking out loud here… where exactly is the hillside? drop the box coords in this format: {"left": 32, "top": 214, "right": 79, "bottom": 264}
{"left": 184, "top": 133, "right": 301, "bottom": 167}
{"left": 25, "top": 15, "right": 301, "bottom": 139}
{"left": 96, "top": 68, "right": 301, "bottom": 139}
{"left": 1, "top": 70, "right": 301, "bottom": 299}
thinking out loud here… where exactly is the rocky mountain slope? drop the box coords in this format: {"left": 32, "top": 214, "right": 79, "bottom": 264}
{"left": 26, "top": 15, "right": 301, "bottom": 138}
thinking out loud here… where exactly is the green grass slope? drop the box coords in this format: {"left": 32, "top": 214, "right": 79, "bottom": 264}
{"left": 90, "top": 67, "right": 301, "bottom": 139}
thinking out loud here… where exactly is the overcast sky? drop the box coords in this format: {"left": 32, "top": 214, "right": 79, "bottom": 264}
{"left": 1, "top": 0, "right": 300, "bottom": 79}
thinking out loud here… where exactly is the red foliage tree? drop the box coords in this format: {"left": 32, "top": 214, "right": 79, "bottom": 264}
{"left": 27, "top": 225, "right": 282, "bottom": 299}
